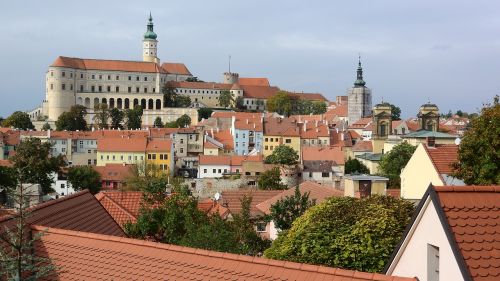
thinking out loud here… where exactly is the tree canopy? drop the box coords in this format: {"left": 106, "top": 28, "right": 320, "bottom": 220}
{"left": 378, "top": 142, "right": 416, "bottom": 188}
{"left": 219, "top": 90, "right": 234, "bottom": 108}
{"left": 197, "top": 108, "right": 213, "bottom": 121}
{"left": 55, "top": 105, "right": 88, "bottom": 131}
{"left": 265, "top": 145, "right": 299, "bottom": 166}
{"left": 67, "top": 166, "right": 101, "bottom": 194}
{"left": 257, "top": 167, "right": 287, "bottom": 190}
{"left": 267, "top": 91, "right": 293, "bottom": 116}
{"left": 162, "top": 83, "right": 192, "bottom": 108}
{"left": 109, "top": 107, "right": 124, "bottom": 129}
{"left": 264, "top": 196, "right": 415, "bottom": 273}
{"left": 453, "top": 95, "right": 500, "bottom": 184}
{"left": 269, "top": 185, "right": 316, "bottom": 231}
{"left": 153, "top": 117, "right": 164, "bottom": 128}
{"left": 125, "top": 105, "right": 143, "bottom": 129}
{"left": 344, "top": 157, "right": 370, "bottom": 174}
{"left": 2, "top": 111, "right": 35, "bottom": 130}
{"left": 93, "top": 103, "right": 109, "bottom": 129}
{"left": 164, "top": 114, "right": 192, "bottom": 128}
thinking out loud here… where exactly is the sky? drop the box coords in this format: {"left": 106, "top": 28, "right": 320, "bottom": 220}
{"left": 0, "top": 0, "right": 499, "bottom": 118}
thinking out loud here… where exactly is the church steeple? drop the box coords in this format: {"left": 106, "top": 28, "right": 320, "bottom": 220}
{"left": 142, "top": 13, "right": 159, "bottom": 64}
{"left": 354, "top": 56, "right": 366, "bottom": 87}
{"left": 144, "top": 12, "right": 157, "bottom": 40}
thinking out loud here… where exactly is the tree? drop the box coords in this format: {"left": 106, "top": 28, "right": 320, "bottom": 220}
{"left": 2, "top": 111, "right": 34, "bottom": 130}
{"left": 235, "top": 96, "right": 245, "bottom": 111}
{"left": 269, "top": 185, "right": 316, "bottom": 231}
{"left": 389, "top": 104, "right": 401, "bottom": 121}
{"left": 10, "top": 138, "right": 64, "bottom": 194}
{"left": 125, "top": 105, "right": 143, "bottom": 129}
{"left": 153, "top": 117, "right": 164, "bottom": 128}
{"left": 267, "top": 91, "right": 293, "bottom": 116}
{"left": 109, "top": 108, "right": 124, "bottom": 130}
{"left": 41, "top": 123, "right": 51, "bottom": 131}
{"left": 175, "top": 95, "right": 192, "bottom": 108}
{"left": 92, "top": 103, "right": 109, "bottom": 129}
{"left": 197, "top": 108, "right": 213, "bottom": 121}
{"left": 264, "top": 196, "right": 415, "bottom": 273}
{"left": 176, "top": 114, "right": 191, "bottom": 128}
{"left": 265, "top": 145, "right": 299, "bottom": 166}
{"left": 0, "top": 166, "right": 17, "bottom": 191}
{"left": 453, "top": 96, "right": 500, "bottom": 184}
{"left": 67, "top": 166, "right": 101, "bottom": 194}
{"left": 378, "top": 142, "right": 416, "bottom": 188}
{"left": 124, "top": 163, "right": 168, "bottom": 192}
{"left": 55, "top": 105, "right": 87, "bottom": 131}
{"left": 455, "top": 110, "right": 464, "bottom": 117}
{"left": 185, "top": 77, "right": 204, "bottom": 82}
{"left": 344, "top": 157, "right": 370, "bottom": 174}
{"left": 311, "top": 101, "right": 327, "bottom": 115}
{"left": 219, "top": 90, "right": 234, "bottom": 108}
{"left": 257, "top": 167, "right": 287, "bottom": 190}
{"left": 162, "top": 83, "right": 178, "bottom": 107}
{"left": 0, "top": 182, "right": 57, "bottom": 280}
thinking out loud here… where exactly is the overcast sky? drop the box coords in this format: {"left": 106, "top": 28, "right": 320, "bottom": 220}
{"left": 1, "top": 0, "right": 499, "bottom": 118}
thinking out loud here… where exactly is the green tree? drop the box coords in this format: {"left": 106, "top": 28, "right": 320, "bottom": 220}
{"left": 264, "top": 196, "right": 415, "bottom": 273}
{"left": 2, "top": 111, "right": 34, "bottom": 130}
{"left": 162, "top": 82, "right": 178, "bottom": 107}
{"left": 219, "top": 90, "right": 234, "bottom": 108}
{"left": 311, "top": 101, "right": 327, "bottom": 115}
{"left": 455, "top": 110, "right": 464, "bottom": 117}
{"left": 0, "top": 182, "right": 57, "bottom": 280}
{"left": 257, "top": 167, "right": 286, "bottom": 190}
{"left": 67, "top": 166, "right": 101, "bottom": 194}
{"left": 0, "top": 166, "right": 17, "bottom": 191}
{"left": 10, "top": 138, "right": 64, "bottom": 194}
{"left": 265, "top": 145, "right": 299, "bottom": 166}
{"left": 345, "top": 157, "right": 370, "bottom": 174}
{"left": 93, "top": 103, "right": 109, "bottom": 129}
{"left": 55, "top": 105, "right": 88, "bottom": 131}
{"left": 125, "top": 105, "right": 143, "bottom": 129}
{"left": 153, "top": 117, "right": 164, "bottom": 128}
{"left": 185, "top": 77, "right": 204, "bottom": 82}
{"left": 175, "top": 95, "right": 192, "bottom": 108}
{"left": 453, "top": 96, "right": 500, "bottom": 184}
{"left": 378, "top": 142, "right": 416, "bottom": 188}
{"left": 197, "top": 108, "right": 213, "bottom": 121}
{"left": 41, "top": 123, "right": 51, "bottom": 131}
{"left": 176, "top": 114, "right": 191, "bottom": 128}
{"left": 269, "top": 185, "right": 316, "bottom": 230}
{"left": 267, "top": 91, "right": 293, "bottom": 116}
{"left": 109, "top": 108, "right": 124, "bottom": 130}
{"left": 390, "top": 104, "right": 401, "bottom": 121}
{"left": 235, "top": 96, "right": 246, "bottom": 111}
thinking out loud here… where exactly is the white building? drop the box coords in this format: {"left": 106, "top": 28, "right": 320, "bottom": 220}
{"left": 198, "top": 155, "right": 231, "bottom": 178}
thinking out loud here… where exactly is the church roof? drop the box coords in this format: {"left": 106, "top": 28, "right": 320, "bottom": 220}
{"left": 50, "top": 56, "right": 166, "bottom": 73}
{"left": 238, "top": 77, "right": 270, "bottom": 87}
{"left": 161, "top": 63, "right": 192, "bottom": 75}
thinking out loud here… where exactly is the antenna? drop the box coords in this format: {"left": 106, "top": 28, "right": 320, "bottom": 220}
{"left": 228, "top": 55, "right": 231, "bottom": 73}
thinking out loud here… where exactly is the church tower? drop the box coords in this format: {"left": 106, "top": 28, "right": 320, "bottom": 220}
{"left": 347, "top": 57, "right": 372, "bottom": 125}
{"left": 143, "top": 13, "right": 159, "bottom": 64}
{"left": 417, "top": 102, "right": 440, "bottom": 131}
{"left": 372, "top": 103, "right": 392, "bottom": 153}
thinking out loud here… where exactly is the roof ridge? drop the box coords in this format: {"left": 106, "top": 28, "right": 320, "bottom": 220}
{"left": 30, "top": 226, "right": 413, "bottom": 280}
{"left": 434, "top": 185, "right": 500, "bottom": 193}
{"left": 56, "top": 56, "right": 157, "bottom": 64}
{"left": 96, "top": 193, "right": 138, "bottom": 222}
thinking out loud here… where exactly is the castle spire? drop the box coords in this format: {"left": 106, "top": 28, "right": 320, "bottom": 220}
{"left": 354, "top": 55, "right": 366, "bottom": 87}
{"left": 144, "top": 13, "right": 157, "bottom": 40}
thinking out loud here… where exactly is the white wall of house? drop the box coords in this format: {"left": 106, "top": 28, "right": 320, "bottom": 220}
{"left": 198, "top": 164, "right": 230, "bottom": 178}
{"left": 386, "top": 197, "right": 465, "bottom": 281}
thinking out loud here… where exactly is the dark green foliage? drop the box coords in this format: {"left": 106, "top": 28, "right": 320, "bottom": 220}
{"left": 293, "top": 100, "right": 327, "bottom": 115}
{"left": 109, "top": 108, "right": 124, "bottom": 130}
{"left": 390, "top": 104, "right": 401, "bottom": 120}
{"left": 267, "top": 91, "right": 293, "bottom": 116}
{"left": 165, "top": 114, "right": 191, "bottom": 128}
{"left": 93, "top": 103, "right": 109, "bottom": 129}
{"left": 453, "top": 96, "right": 500, "bottom": 184}
{"left": 0, "top": 166, "right": 17, "bottom": 191}
{"left": 125, "top": 105, "right": 143, "bottom": 129}
{"left": 219, "top": 90, "right": 234, "bottom": 108}
{"left": 41, "top": 123, "right": 51, "bottom": 131}
{"left": 2, "top": 111, "right": 35, "bottom": 130}
{"left": 162, "top": 83, "right": 192, "bottom": 108}
{"left": 153, "top": 117, "right": 164, "bottom": 128}
{"left": 264, "top": 196, "right": 415, "bottom": 273}
{"left": 175, "top": 95, "right": 192, "bottom": 108}
{"left": 67, "top": 166, "right": 101, "bottom": 194}
{"left": 344, "top": 157, "right": 370, "bottom": 174}
{"left": 378, "top": 142, "right": 417, "bottom": 188}
{"left": 269, "top": 186, "right": 316, "bottom": 230}
{"left": 235, "top": 96, "right": 245, "bottom": 110}
{"left": 265, "top": 145, "right": 299, "bottom": 166}
{"left": 185, "top": 77, "right": 204, "bottom": 82}
{"left": 257, "top": 167, "right": 287, "bottom": 190}
{"left": 10, "top": 138, "right": 64, "bottom": 194}
{"left": 55, "top": 105, "right": 88, "bottom": 131}
{"left": 197, "top": 108, "right": 213, "bottom": 121}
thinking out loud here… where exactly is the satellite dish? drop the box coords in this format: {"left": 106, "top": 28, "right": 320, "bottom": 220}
{"left": 214, "top": 192, "right": 220, "bottom": 201}
{"left": 454, "top": 138, "right": 461, "bottom": 146}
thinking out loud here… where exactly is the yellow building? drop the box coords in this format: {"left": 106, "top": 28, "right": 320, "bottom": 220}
{"left": 263, "top": 117, "right": 301, "bottom": 160}
{"left": 97, "top": 138, "right": 147, "bottom": 166}
{"left": 344, "top": 175, "right": 388, "bottom": 197}
{"left": 146, "top": 139, "right": 174, "bottom": 175}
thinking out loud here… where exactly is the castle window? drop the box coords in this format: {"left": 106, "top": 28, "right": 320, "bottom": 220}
{"left": 70, "top": 72, "right": 73, "bottom": 78}
{"left": 136, "top": 87, "right": 139, "bottom": 93}
{"left": 91, "top": 86, "right": 95, "bottom": 92}
{"left": 80, "top": 73, "right": 83, "bottom": 79}
{"left": 144, "top": 87, "right": 147, "bottom": 93}
{"left": 80, "top": 85, "right": 83, "bottom": 92}
{"left": 144, "top": 77, "right": 148, "bottom": 82}
{"left": 92, "top": 74, "right": 95, "bottom": 79}
{"left": 107, "top": 75, "right": 111, "bottom": 80}
{"left": 153, "top": 88, "right": 156, "bottom": 93}
{"left": 128, "top": 87, "right": 132, "bottom": 93}
{"left": 116, "top": 75, "right": 119, "bottom": 80}
{"left": 50, "top": 84, "right": 53, "bottom": 90}
{"left": 98, "top": 86, "right": 102, "bottom": 92}
{"left": 107, "top": 86, "right": 111, "bottom": 92}
{"left": 115, "top": 86, "right": 119, "bottom": 92}
{"left": 136, "top": 76, "right": 140, "bottom": 81}
{"left": 70, "top": 84, "right": 73, "bottom": 91}
{"left": 62, "top": 71, "right": 65, "bottom": 77}
{"left": 50, "top": 72, "right": 54, "bottom": 77}
{"left": 128, "top": 76, "right": 132, "bottom": 81}
{"left": 99, "top": 75, "right": 102, "bottom": 80}
{"left": 61, "top": 84, "right": 66, "bottom": 90}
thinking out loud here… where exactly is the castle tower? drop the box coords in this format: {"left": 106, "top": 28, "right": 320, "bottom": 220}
{"left": 372, "top": 103, "right": 392, "bottom": 153}
{"left": 143, "top": 13, "right": 159, "bottom": 64}
{"left": 347, "top": 57, "right": 372, "bottom": 125}
{"left": 417, "top": 102, "right": 440, "bottom": 131}
{"left": 223, "top": 72, "right": 239, "bottom": 84}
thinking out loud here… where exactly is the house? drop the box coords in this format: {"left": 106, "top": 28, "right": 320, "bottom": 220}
{"left": 299, "top": 121, "right": 330, "bottom": 147}
{"left": 94, "top": 163, "right": 134, "bottom": 190}
{"left": 172, "top": 126, "right": 204, "bottom": 169}
{"left": 301, "top": 146, "right": 345, "bottom": 186}
{"left": 198, "top": 155, "right": 231, "bottom": 178}
{"left": 385, "top": 185, "right": 500, "bottom": 281}
{"left": 401, "top": 130, "right": 458, "bottom": 146}
{"left": 355, "top": 152, "right": 383, "bottom": 174}
{"left": 263, "top": 117, "right": 301, "bottom": 160}
{"left": 349, "top": 117, "right": 373, "bottom": 140}
{"left": 97, "top": 137, "right": 147, "bottom": 166}
{"left": 344, "top": 175, "right": 389, "bottom": 198}
{"left": 231, "top": 113, "right": 264, "bottom": 155}
{"left": 255, "top": 181, "right": 344, "bottom": 239}
{"left": 401, "top": 143, "right": 464, "bottom": 202}
{"left": 146, "top": 139, "right": 174, "bottom": 174}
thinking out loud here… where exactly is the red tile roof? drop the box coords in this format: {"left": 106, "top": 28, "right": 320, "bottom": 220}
{"left": 219, "top": 190, "right": 283, "bottom": 217}
{"left": 326, "top": 104, "right": 348, "bottom": 117}
{"left": 161, "top": 62, "right": 192, "bottom": 75}
{"left": 213, "top": 129, "right": 234, "bottom": 150}
{"left": 146, "top": 139, "right": 172, "bottom": 152}
{"left": 234, "top": 115, "right": 263, "bottom": 131}
{"left": 424, "top": 144, "right": 458, "bottom": 175}
{"left": 95, "top": 191, "right": 142, "bottom": 226}
{"left": 434, "top": 185, "right": 500, "bottom": 281}
{"left": 256, "top": 181, "right": 344, "bottom": 214}
{"left": 352, "top": 140, "right": 373, "bottom": 152}
{"left": 0, "top": 159, "right": 13, "bottom": 167}
{"left": 93, "top": 164, "right": 134, "bottom": 182}
{"left": 0, "top": 190, "right": 125, "bottom": 237}
{"left": 169, "top": 81, "right": 233, "bottom": 90}
{"left": 288, "top": 92, "right": 328, "bottom": 102}
{"left": 33, "top": 225, "right": 416, "bottom": 281}
{"left": 240, "top": 85, "right": 280, "bottom": 99}
{"left": 264, "top": 117, "right": 300, "bottom": 137}
{"left": 199, "top": 155, "right": 231, "bottom": 166}
{"left": 50, "top": 56, "right": 166, "bottom": 73}
{"left": 238, "top": 77, "right": 270, "bottom": 86}
{"left": 299, "top": 123, "right": 330, "bottom": 138}
{"left": 203, "top": 141, "right": 219, "bottom": 149}
{"left": 349, "top": 130, "right": 362, "bottom": 139}
{"left": 349, "top": 117, "right": 373, "bottom": 129}
{"left": 301, "top": 146, "right": 345, "bottom": 164}
{"left": 405, "top": 120, "right": 419, "bottom": 132}
{"left": 97, "top": 137, "right": 147, "bottom": 152}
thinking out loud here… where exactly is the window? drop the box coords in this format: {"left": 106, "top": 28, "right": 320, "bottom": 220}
{"left": 153, "top": 88, "right": 155, "bottom": 93}
{"left": 128, "top": 156, "right": 132, "bottom": 160}
{"left": 159, "top": 154, "right": 163, "bottom": 160}
{"left": 50, "top": 84, "right": 54, "bottom": 90}
{"left": 309, "top": 172, "right": 313, "bottom": 177}
{"left": 80, "top": 85, "right": 83, "bottom": 92}
{"left": 245, "top": 172, "right": 251, "bottom": 175}
{"left": 144, "top": 77, "right": 148, "bottom": 81}
{"left": 98, "top": 86, "right": 102, "bottom": 92}
{"left": 88, "top": 159, "right": 92, "bottom": 165}
{"left": 218, "top": 169, "right": 221, "bottom": 173}
{"left": 128, "top": 76, "right": 132, "bottom": 81}
{"left": 51, "top": 72, "right": 54, "bottom": 77}
{"left": 236, "top": 133, "right": 239, "bottom": 138}
{"left": 91, "top": 86, "right": 95, "bottom": 92}
{"left": 106, "top": 155, "right": 109, "bottom": 160}
{"left": 112, "top": 155, "right": 115, "bottom": 160}
{"left": 61, "top": 147, "right": 66, "bottom": 153}
{"left": 80, "top": 73, "right": 83, "bottom": 79}
{"left": 180, "top": 148, "right": 184, "bottom": 153}
{"left": 116, "top": 75, "right": 119, "bottom": 80}
{"left": 180, "top": 139, "right": 184, "bottom": 144}
{"left": 255, "top": 172, "right": 260, "bottom": 176}
{"left": 213, "top": 169, "right": 216, "bottom": 173}
{"left": 99, "top": 75, "right": 102, "bottom": 80}
{"left": 144, "top": 87, "right": 147, "bottom": 93}
{"left": 94, "top": 159, "right": 97, "bottom": 165}
{"left": 236, "top": 142, "right": 238, "bottom": 147}
{"left": 140, "top": 156, "right": 143, "bottom": 160}
{"left": 136, "top": 87, "right": 139, "bottom": 93}
{"left": 256, "top": 222, "right": 266, "bottom": 232}
{"left": 62, "top": 71, "right": 66, "bottom": 77}
{"left": 120, "top": 155, "right": 123, "bottom": 160}
{"left": 128, "top": 87, "right": 132, "bottom": 93}
{"left": 61, "top": 84, "right": 66, "bottom": 90}
{"left": 92, "top": 74, "right": 95, "bottom": 79}
{"left": 101, "top": 155, "right": 103, "bottom": 160}
{"left": 204, "top": 169, "right": 207, "bottom": 173}
{"left": 427, "top": 244, "right": 439, "bottom": 281}
{"left": 285, "top": 139, "right": 291, "bottom": 143}
{"left": 87, "top": 150, "right": 91, "bottom": 153}
{"left": 115, "top": 86, "right": 119, "bottom": 92}
{"left": 107, "top": 86, "right": 111, "bottom": 92}
{"left": 136, "top": 76, "right": 140, "bottom": 81}
{"left": 236, "top": 169, "right": 240, "bottom": 173}
{"left": 265, "top": 145, "right": 268, "bottom": 150}
{"left": 322, "top": 172, "right": 329, "bottom": 178}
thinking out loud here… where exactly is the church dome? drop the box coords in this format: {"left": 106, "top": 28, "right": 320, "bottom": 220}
{"left": 420, "top": 103, "right": 439, "bottom": 109}
{"left": 144, "top": 30, "right": 157, "bottom": 40}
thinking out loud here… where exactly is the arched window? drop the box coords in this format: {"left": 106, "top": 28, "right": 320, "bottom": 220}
{"left": 117, "top": 98, "right": 122, "bottom": 109}
{"left": 124, "top": 98, "right": 130, "bottom": 109}
{"left": 148, "top": 99, "right": 154, "bottom": 110}
{"left": 109, "top": 98, "right": 115, "bottom": 108}
{"left": 156, "top": 99, "right": 161, "bottom": 110}
{"left": 141, "top": 99, "right": 146, "bottom": 109}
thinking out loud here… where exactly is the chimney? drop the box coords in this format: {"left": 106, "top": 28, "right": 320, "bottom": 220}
{"left": 315, "top": 120, "right": 318, "bottom": 127}
{"left": 304, "top": 121, "right": 307, "bottom": 132}
{"left": 341, "top": 132, "right": 344, "bottom": 141}
{"left": 335, "top": 128, "right": 339, "bottom": 133}
{"left": 253, "top": 123, "right": 256, "bottom": 129}
{"left": 216, "top": 127, "right": 219, "bottom": 133}
{"left": 246, "top": 119, "right": 249, "bottom": 124}
{"left": 426, "top": 136, "right": 436, "bottom": 147}
{"left": 210, "top": 128, "right": 214, "bottom": 138}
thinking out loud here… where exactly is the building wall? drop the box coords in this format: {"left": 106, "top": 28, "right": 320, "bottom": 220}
{"left": 233, "top": 129, "right": 263, "bottom": 155}
{"left": 146, "top": 150, "right": 174, "bottom": 175}
{"left": 357, "top": 157, "right": 380, "bottom": 174}
{"left": 97, "top": 151, "right": 145, "bottom": 166}
{"left": 403, "top": 137, "right": 456, "bottom": 146}
{"left": 203, "top": 147, "right": 219, "bottom": 155}
{"left": 198, "top": 164, "right": 230, "bottom": 178}
{"left": 387, "top": 197, "right": 465, "bottom": 281}
{"left": 400, "top": 144, "right": 443, "bottom": 201}
{"left": 347, "top": 86, "right": 372, "bottom": 125}
{"left": 344, "top": 179, "right": 386, "bottom": 197}
{"left": 263, "top": 135, "right": 301, "bottom": 160}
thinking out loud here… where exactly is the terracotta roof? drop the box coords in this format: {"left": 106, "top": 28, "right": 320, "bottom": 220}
{"left": 169, "top": 81, "right": 233, "bottom": 90}
{"left": 213, "top": 129, "right": 234, "bottom": 150}
{"left": 256, "top": 181, "right": 344, "bottom": 214}
{"left": 33, "top": 226, "right": 416, "bottom": 281}
{"left": 264, "top": 117, "right": 300, "bottom": 137}
{"left": 289, "top": 115, "right": 337, "bottom": 124}
{"left": 238, "top": 77, "right": 270, "bottom": 86}
{"left": 219, "top": 190, "right": 283, "bottom": 217}
{"left": 234, "top": 115, "right": 263, "bottom": 131}
{"left": 95, "top": 191, "right": 142, "bottom": 226}
{"left": 299, "top": 123, "right": 330, "bottom": 138}
{"left": 240, "top": 85, "right": 280, "bottom": 99}
{"left": 326, "top": 104, "right": 348, "bottom": 117}
{"left": 391, "top": 120, "right": 403, "bottom": 129}
{"left": 146, "top": 139, "right": 172, "bottom": 152}
{"left": 50, "top": 56, "right": 166, "bottom": 73}
{"left": 204, "top": 141, "right": 219, "bottom": 149}
{"left": 386, "top": 189, "right": 401, "bottom": 198}
{"left": 288, "top": 92, "right": 328, "bottom": 102}
{"left": 349, "top": 130, "right": 362, "bottom": 139}
{"left": 301, "top": 146, "right": 345, "bottom": 164}
{"left": 230, "top": 155, "right": 263, "bottom": 166}
{"left": 2, "top": 130, "right": 20, "bottom": 146}
{"left": 405, "top": 120, "right": 419, "bottom": 132}
{"left": 435, "top": 185, "right": 500, "bottom": 281}
{"left": 349, "top": 117, "right": 373, "bottom": 129}
{"left": 148, "top": 127, "right": 179, "bottom": 138}
{"left": 0, "top": 190, "right": 125, "bottom": 237}
{"left": 352, "top": 140, "right": 373, "bottom": 152}
{"left": 93, "top": 164, "right": 134, "bottom": 182}
{"left": 330, "top": 130, "right": 353, "bottom": 147}
{"left": 161, "top": 62, "right": 192, "bottom": 75}
{"left": 199, "top": 155, "right": 231, "bottom": 166}
{"left": 197, "top": 198, "right": 230, "bottom": 219}
{"left": 97, "top": 137, "right": 147, "bottom": 152}
{"left": 0, "top": 159, "right": 13, "bottom": 167}
{"left": 424, "top": 144, "right": 458, "bottom": 175}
